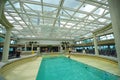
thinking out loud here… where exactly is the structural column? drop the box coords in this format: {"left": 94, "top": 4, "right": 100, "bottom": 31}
{"left": 0, "top": 0, "right": 5, "bottom": 19}
{"left": 65, "top": 44, "right": 67, "bottom": 53}
{"left": 31, "top": 43, "right": 33, "bottom": 51}
{"left": 108, "top": 0, "right": 120, "bottom": 69}
{"left": 24, "top": 43, "right": 27, "bottom": 51}
{"left": 60, "top": 45, "right": 62, "bottom": 53}
{"left": 2, "top": 27, "right": 12, "bottom": 62}
{"left": 93, "top": 34, "right": 99, "bottom": 55}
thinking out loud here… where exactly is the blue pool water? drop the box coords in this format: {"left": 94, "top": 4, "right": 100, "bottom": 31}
{"left": 36, "top": 56, "right": 120, "bottom": 80}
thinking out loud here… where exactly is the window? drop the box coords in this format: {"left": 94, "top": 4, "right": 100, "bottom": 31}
{"left": 100, "top": 36, "right": 107, "bottom": 40}
{"left": 106, "top": 34, "right": 114, "bottom": 39}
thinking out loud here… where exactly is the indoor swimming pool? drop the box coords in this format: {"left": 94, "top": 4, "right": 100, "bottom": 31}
{"left": 36, "top": 56, "right": 120, "bottom": 80}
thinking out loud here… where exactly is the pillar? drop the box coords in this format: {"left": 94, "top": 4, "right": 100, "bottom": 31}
{"left": 108, "top": 0, "right": 120, "bottom": 69}
{"left": 0, "top": 0, "right": 6, "bottom": 19}
{"left": 31, "top": 43, "right": 33, "bottom": 51}
{"left": 24, "top": 43, "right": 27, "bottom": 51}
{"left": 93, "top": 34, "right": 99, "bottom": 55}
{"left": 64, "top": 44, "right": 67, "bottom": 53}
{"left": 60, "top": 45, "right": 62, "bottom": 53}
{"left": 2, "top": 27, "right": 12, "bottom": 62}
{"left": 58, "top": 45, "right": 61, "bottom": 52}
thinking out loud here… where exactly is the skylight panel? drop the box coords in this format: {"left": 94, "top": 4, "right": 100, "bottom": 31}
{"left": 4, "top": 12, "right": 9, "bottom": 16}
{"left": 79, "top": 4, "right": 96, "bottom": 12}
{"left": 30, "top": 0, "right": 41, "bottom": 2}
{"left": 60, "top": 24, "right": 64, "bottom": 27}
{"left": 14, "top": 17, "right": 21, "bottom": 21}
{"left": 60, "top": 16, "right": 70, "bottom": 19}
{"left": 65, "top": 10, "right": 74, "bottom": 16}
{"left": 74, "top": 13, "right": 86, "bottom": 18}
{"left": 105, "top": 13, "right": 111, "bottom": 18}
{"left": 43, "top": 18, "right": 54, "bottom": 24}
{"left": 5, "top": 1, "right": 10, "bottom": 6}
{"left": 98, "top": 25, "right": 104, "bottom": 27}
{"left": 94, "top": 8, "right": 105, "bottom": 15}
{"left": 98, "top": 18, "right": 106, "bottom": 22}
{"left": 14, "top": 27, "right": 23, "bottom": 30}
{"left": 63, "top": 0, "right": 81, "bottom": 9}
{"left": 61, "top": 22, "right": 66, "bottom": 25}
{"left": 84, "top": 33, "right": 92, "bottom": 38}
{"left": 104, "top": 10, "right": 109, "bottom": 14}
{"left": 14, "top": 25, "right": 23, "bottom": 30}
{"left": 73, "top": 27, "right": 80, "bottom": 29}
{"left": 31, "top": 35, "right": 35, "bottom": 38}
{"left": 86, "top": 25, "right": 93, "bottom": 28}
{"left": 24, "top": 3, "right": 41, "bottom": 11}
{"left": 10, "top": 13, "right": 18, "bottom": 16}
{"left": 44, "top": 23, "right": 53, "bottom": 26}
{"left": 88, "top": 16, "right": 94, "bottom": 20}
{"left": 43, "top": 6, "right": 57, "bottom": 12}
{"left": 18, "top": 35, "right": 24, "bottom": 38}
{"left": 94, "top": 0, "right": 108, "bottom": 4}
{"left": 9, "top": 21, "right": 15, "bottom": 23}
{"left": 13, "top": 2, "right": 20, "bottom": 8}
{"left": 19, "top": 21, "right": 25, "bottom": 24}
{"left": 26, "top": 11, "right": 37, "bottom": 15}
{"left": 23, "top": 26, "right": 27, "bottom": 28}
{"left": 90, "top": 24, "right": 99, "bottom": 27}
{"left": 105, "top": 1, "right": 108, "bottom": 4}
{"left": 6, "top": 16, "right": 13, "bottom": 20}
{"left": 4, "top": 0, "right": 111, "bottom": 40}
{"left": 62, "top": 36, "right": 66, "bottom": 39}
{"left": 5, "top": 1, "right": 12, "bottom": 8}
{"left": 31, "top": 18, "right": 38, "bottom": 24}
{"left": 12, "top": 31, "right": 19, "bottom": 34}
{"left": 43, "top": 0, "right": 60, "bottom": 5}
{"left": 78, "top": 23, "right": 83, "bottom": 27}
{"left": 96, "top": 0, "right": 102, "bottom": 1}
{"left": 23, "top": 5, "right": 30, "bottom": 10}
{"left": 67, "top": 23, "right": 75, "bottom": 26}
{"left": 65, "top": 25, "right": 71, "bottom": 28}
{"left": 65, "top": 36, "right": 71, "bottom": 39}
{"left": 60, "top": 10, "right": 75, "bottom": 18}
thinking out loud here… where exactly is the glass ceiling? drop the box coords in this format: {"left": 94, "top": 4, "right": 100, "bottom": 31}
{"left": 4, "top": 0, "right": 111, "bottom": 40}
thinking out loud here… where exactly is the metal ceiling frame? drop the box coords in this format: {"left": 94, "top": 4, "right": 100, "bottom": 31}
{"left": 2, "top": 0, "right": 111, "bottom": 41}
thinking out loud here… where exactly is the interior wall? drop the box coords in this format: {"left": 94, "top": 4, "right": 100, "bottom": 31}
{"left": 17, "top": 39, "right": 74, "bottom": 45}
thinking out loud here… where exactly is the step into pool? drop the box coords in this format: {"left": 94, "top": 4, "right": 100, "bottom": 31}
{"left": 36, "top": 56, "right": 120, "bottom": 80}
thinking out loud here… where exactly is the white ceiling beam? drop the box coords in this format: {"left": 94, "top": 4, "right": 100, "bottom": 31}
{"left": 8, "top": 12, "right": 26, "bottom": 36}
{"left": 20, "top": 1, "right": 37, "bottom": 36}
{"left": 22, "top": 0, "right": 110, "bottom": 19}
{"left": 53, "top": 0, "right": 64, "bottom": 23}
{"left": 8, "top": 0, "right": 34, "bottom": 36}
